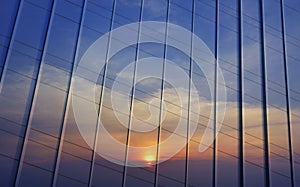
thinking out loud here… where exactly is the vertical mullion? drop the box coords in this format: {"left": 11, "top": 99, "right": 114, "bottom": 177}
{"left": 121, "top": 0, "right": 144, "bottom": 186}
{"left": 154, "top": 0, "right": 170, "bottom": 186}
{"left": 51, "top": 1, "right": 87, "bottom": 186}
{"left": 87, "top": 0, "right": 117, "bottom": 186}
{"left": 213, "top": 0, "right": 219, "bottom": 187}
{"left": 184, "top": 0, "right": 195, "bottom": 186}
{"left": 280, "top": 0, "right": 295, "bottom": 186}
{"left": 259, "top": 0, "right": 270, "bottom": 186}
{"left": 0, "top": 0, "right": 23, "bottom": 92}
{"left": 238, "top": 0, "right": 244, "bottom": 186}
{"left": 13, "top": 1, "right": 57, "bottom": 186}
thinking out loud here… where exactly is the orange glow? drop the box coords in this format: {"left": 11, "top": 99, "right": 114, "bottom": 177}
{"left": 144, "top": 154, "right": 155, "bottom": 165}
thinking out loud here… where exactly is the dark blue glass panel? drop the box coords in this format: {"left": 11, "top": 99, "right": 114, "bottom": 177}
{"left": 0, "top": 131, "right": 22, "bottom": 159}
{"left": 0, "top": 155, "right": 18, "bottom": 187}
{"left": 58, "top": 152, "right": 91, "bottom": 184}
{"left": 7, "top": 50, "right": 40, "bottom": 78}
{"left": 55, "top": 0, "right": 83, "bottom": 23}
{"left": 26, "top": 0, "right": 53, "bottom": 11}
{"left": 18, "top": 163, "right": 52, "bottom": 187}
{"left": 0, "top": 0, "right": 19, "bottom": 38}
{"left": 14, "top": 2, "right": 50, "bottom": 50}
{"left": 23, "top": 140, "right": 57, "bottom": 171}
{"left": 46, "top": 15, "right": 80, "bottom": 63}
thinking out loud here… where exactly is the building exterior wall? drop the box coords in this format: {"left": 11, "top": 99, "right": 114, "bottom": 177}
{"left": 0, "top": 0, "right": 300, "bottom": 186}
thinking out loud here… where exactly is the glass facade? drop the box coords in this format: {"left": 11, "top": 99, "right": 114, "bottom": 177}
{"left": 0, "top": 0, "right": 299, "bottom": 187}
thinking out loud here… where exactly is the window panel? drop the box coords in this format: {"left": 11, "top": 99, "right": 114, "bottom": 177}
{"left": 142, "top": 0, "right": 167, "bottom": 21}
{"left": 166, "top": 46, "right": 190, "bottom": 73}
{"left": 113, "top": 0, "right": 141, "bottom": 27}
{"left": 76, "top": 27, "right": 103, "bottom": 64}
{"left": 31, "top": 83, "right": 67, "bottom": 137}
{"left": 86, "top": 1, "right": 112, "bottom": 19}
{"left": 295, "top": 163, "right": 300, "bottom": 187}
{"left": 188, "top": 139, "right": 213, "bottom": 186}
{"left": 126, "top": 175, "right": 154, "bottom": 187}
{"left": 0, "top": 118, "right": 25, "bottom": 137}
{"left": 217, "top": 2, "right": 239, "bottom": 186}
{"left": 0, "top": 155, "right": 18, "bottom": 187}
{"left": 18, "top": 163, "right": 52, "bottom": 187}
{"left": 0, "top": 70, "right": 35, "bottom": 125}
{"left": 26, "top": 0, "right": 53, "bottom": 11}
{"left": 14, "top": 2, "right": 50, "bottom": 50}
{"left": 286, "top": 42, "right": 300, "bottom": 62}
{"left": 242, "top": 1, "right": 266, "bottom": 184}
{"left": 157, "top": 132, "right": 186, "bottom": 186}
{"left": 220, "top": 9, "right": 238, "bottom": 32}
{"left": 169, "top": 2, "right": 192, "bottom": 30}
{"left": 7, "top": 50, "right": 40, "bottom": 78}
{"left": 124, "top": 5, "right": 167, "bottom": 182}
{"left": 220, "top": 0, "right": 237, "bottom": 10}
{"left": 0, "top": 35, "right": 9, "bottom": 48}
{"left": 61, "top": 141, "right": 92, "bottom": 161}
{"left": 58, "top": 152, "right": 91, "bottom": 184}
{"left": 10, "top": 40, "right": 42, "bottom": 60}
{"left": 92, "top": 106, "right": 128, "bottom": 183}
{"left": 45, "top": 54, "right": 73, "bottom": 73}
{"left": 244, "top": 162, "right": 265, "bottom": 186}
{"left": 290, "top": 115, "right": 300, "bottom": 174}
{"left": 219, "top": 27, "right": 238, "bottom": 67}
{"left": 28, "top": 129, "right": 58, "bottom": 149}
{"left": 64, "top": 95, "right": 98, "bottom": 149}
{"left": 0, "top": 0, "right": 19, "bottom": 70}
{"left": 105, "top": 45, "right": 137, "bottom": 87}
{"left": 264, "top": 1, "right": 292, "bottom": 182}
{"left": 194, "top": 14, "right": 215, "bottom": 54}
{"left": 0, "top": 0, "right": 19, "bottom": 38}
{"left": 23, "top": 140, "right": 57, "bottom": 171}
{"left": 156, "top": 106, "right": 188, "bottom": 186}
{"left": 57, "top": 141, "right": 93, "bottom": 185}
{"left": 91, "top": 164, "right": 123, "bottom": 186}
{"left": 0, "top": 131, "right": 22, "bottom": 159}
{"left": 271, "top": 172, "right": 292, "bottom": 187}
{"left": 96, "top": 106, "right": 128, "bottom": 161}
{"left": 285, "top": 5, "right": 300, "bottom": 41}
{"left": 46, "top": 15, "right": 80, "bottom": 63}
{"left": 40, "top": 63, "right": 70, "bottom": 91}
{"left": 84, "top": 10, "right": 111, "bottom": 33}
{"left": 55, "top": 0, "right": 83, "bottom": 23}
{"left": 0, "top": 46, "right": 7, "bottom": 67}
{"left": 56, "top": 175, "right": 86, "bottom": 187}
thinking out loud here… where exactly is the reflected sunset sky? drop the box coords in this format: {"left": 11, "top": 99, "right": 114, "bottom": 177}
{"left": 0, "top": 0, "right": 300, "bottom": 186}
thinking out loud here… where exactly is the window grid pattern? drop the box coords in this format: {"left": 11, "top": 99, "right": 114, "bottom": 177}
{"left": 0, "top": 0, "right": 299, "bottom": 186}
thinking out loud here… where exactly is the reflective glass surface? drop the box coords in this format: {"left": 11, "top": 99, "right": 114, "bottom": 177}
{"left": 0, "top": 0, "right": 299, "bottom": 186}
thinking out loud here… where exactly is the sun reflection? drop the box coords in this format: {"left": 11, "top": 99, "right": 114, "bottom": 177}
{"left": 144, "top": 154, "right": 156, "bottom": 165}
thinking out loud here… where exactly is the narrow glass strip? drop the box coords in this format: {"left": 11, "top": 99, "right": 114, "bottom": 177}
{"left": 51, "top": 1, "right": 87, "bottom": 186}
{"left": 13, "top": 1, "right": 57, "bottom": 186}
{"left": 259, "top": 1, "right": 270, "bottom": 186}
{"left": 280, "top": 0, "right": 295, "bottom": 186}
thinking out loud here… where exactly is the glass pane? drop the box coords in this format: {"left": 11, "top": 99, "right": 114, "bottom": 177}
{"left": 0, "top": 0, "right": 19, "bottom": 38}
{"left": 31, "top": 83, "right": 67, "bottom": 137}
{"left": 0, "top": 155, "right": 18, "bottom": 187}
{"left": 23, "top": 140, "right": 57, "bottom": 171}
{"left": 46, "top": 15, "right": 80, "bottom": 63}
{"left": 0, "top": 70, "right": 35, "bottom": 125}
{"left": 216, "top": 1, "right": 239, "bottom": 186}
{"left": 18, "top": 163, "right": 52, "bottom": 187}
{"left": 58, "top": 152, "right": 91, "bottom": 184}
{"left": 14, "top": 2, "right": 50, "bottom": 50}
